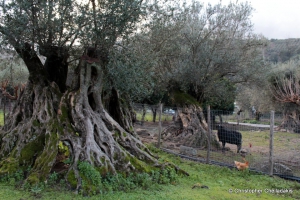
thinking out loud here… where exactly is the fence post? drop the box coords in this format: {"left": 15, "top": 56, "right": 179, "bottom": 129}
{"left": 3, "top": 96, "right": 6, "bottom": 125}
{"left": 157, "top": 102, "right": 162, "bottom": 148}
{"left": 206, "top": 105, "right": 211, "bottom": 164}
{"left": 269, "top": 110, "right": 274, "bottom": 176}
{"left": 141, "top": 104, "right": 146, "bottom": 126}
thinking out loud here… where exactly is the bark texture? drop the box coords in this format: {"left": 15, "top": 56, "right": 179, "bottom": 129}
{"left": 0, "top": 46, "right": 167, "bottom": 193}
{"left": 276, "top": 109, "right": 300, "bottom": 133}
{"left": 162, "top": 105, "right": 220, "bottom": 148}
{"left": 107, "top": 88, "right": 137, "bottom": 136}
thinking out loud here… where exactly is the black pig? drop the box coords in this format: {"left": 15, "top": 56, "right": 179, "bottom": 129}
{"left": 216, "top": 125, "right": 242, "bottom": 153}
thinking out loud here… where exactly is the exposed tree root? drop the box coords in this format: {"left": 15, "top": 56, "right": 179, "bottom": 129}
{"left": 0, "top": 59, "right": 188, "bottom": 194}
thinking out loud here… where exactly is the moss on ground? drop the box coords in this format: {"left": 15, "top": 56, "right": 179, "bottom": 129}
{"left": 128, "top": 155, "right": 155, "bottom": 173}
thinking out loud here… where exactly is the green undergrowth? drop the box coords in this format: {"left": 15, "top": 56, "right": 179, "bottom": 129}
{"left": 0, "top": 152, "right": 179, "bottom": 198}
{"left": 0, "top": 146, "right": 300, "bottom": 200}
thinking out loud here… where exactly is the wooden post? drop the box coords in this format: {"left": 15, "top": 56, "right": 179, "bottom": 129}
{"left": 158, "top": 102, "right": 162, "bottom": 148}
{"left": 206, "top": 105, "right": 211, "bottom": 164}
{"left": 3, "top": 96, "right": 6, "bottom": 125}
{"left": 141, "top": 104, "right": 146, "bottom": 126}
{"left": 269, "top": 110, "right": 274, "bottom": 176}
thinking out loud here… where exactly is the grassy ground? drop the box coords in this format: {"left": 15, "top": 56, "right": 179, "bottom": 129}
{"left": 242, "top": 130, "right": 300, "bottom": 176}
{"left": 0, "top": 111, "right": 4, "bottom": 126}
{"left": 0, "top": 146, "right": 299, "bottom": 200}
{"left": 179, "top": 130, "right": 300, "bottom": 177}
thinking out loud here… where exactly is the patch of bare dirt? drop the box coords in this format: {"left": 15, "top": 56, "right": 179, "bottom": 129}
{"left": 134, "top": 121, "right": 181, "bottom": 150}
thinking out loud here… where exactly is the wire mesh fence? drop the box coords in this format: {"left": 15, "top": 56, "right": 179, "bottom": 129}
{"left": 132, "top": 103, "right": 300, "bottom": 181}
{"left": 0, "top": 101, "right": 299, "bottom": 181}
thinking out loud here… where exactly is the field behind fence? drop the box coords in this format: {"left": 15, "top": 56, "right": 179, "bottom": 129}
{"left": 133, "top": 103, "right": 300, "bottom": 181}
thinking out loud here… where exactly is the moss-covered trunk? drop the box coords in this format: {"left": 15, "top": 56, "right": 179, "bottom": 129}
{"left": 0, "top": 46, "right": 164, "bottom": 194}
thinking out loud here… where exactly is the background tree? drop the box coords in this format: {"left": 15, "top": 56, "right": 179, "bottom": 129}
{"left": 0, "top": 50, "right": 29, "bottom": 111}
{"left": 176, "top": 2, "right": 265, "bottom": 104}
{"left": 268, "top": 59, "right": 300, "bottom": 132}
{"left": 122, "top": 0, "right": 186, "bottom": 122}
{"left": 120, "top": 1, "right": 267, "bottom": 148}
{"left": 145, "top": 1, "right": 266, "bottom": 147}
{"left": 0, "top": 50, "right": 28, "bottom": 85}
{"left": 264, "top": 39, "right": 300, "bottom": 63}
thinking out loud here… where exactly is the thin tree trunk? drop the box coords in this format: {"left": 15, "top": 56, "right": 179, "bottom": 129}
{"left": 158, "top": 102, "right": 162, "bottom": 148}
{"left": 141, "top": 104, "right": 146, "bottom": 126}
{"left": 151, "top": 106, "right": 157, "bottom": 122}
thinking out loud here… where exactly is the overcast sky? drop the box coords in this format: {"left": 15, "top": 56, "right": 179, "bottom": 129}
{"left": 198, "top": 0, "right": 299, "bottom": 39}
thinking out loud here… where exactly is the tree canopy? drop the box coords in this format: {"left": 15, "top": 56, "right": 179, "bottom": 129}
{"left": 125, "top": 1, "right": 266, "bottom": 109}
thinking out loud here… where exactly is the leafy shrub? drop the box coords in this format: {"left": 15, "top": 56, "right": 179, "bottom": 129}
{"left": 30, "top": 184, "right": 44, "bottom": 197}
{"left": 101, "top": 168, "right": 178, "bottom": 194}
{"left": 78, "top": 161, "right": 102, "bottom": 187}
{"left": 0, "top": 169, "right": 24, "bottom": 185}
{"left": 48, "top": 172, "right": 58, "bottom": 185}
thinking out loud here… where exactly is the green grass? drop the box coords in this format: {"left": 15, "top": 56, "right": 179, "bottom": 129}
{"left": 198, "top": 130, "right": 300, "bottom": 177}
{"left": 242, "top": 130, "right": 300, "bottom": 176}
{"left": 0, "top": 110, "right": 4, "bottom": 126}
{"left": 1, "top": 147, "right": 299, "bottom": 200}
{"left": 242, "top": 130, "right": 300, "bottom": 151}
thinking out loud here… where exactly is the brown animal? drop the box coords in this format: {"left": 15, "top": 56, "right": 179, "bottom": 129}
{"left": 234, "top": 158, "right": 249, "bottom": 170}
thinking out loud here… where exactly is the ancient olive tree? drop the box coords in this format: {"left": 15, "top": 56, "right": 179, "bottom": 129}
{"left": 147, "top": 1, "right": 266, "bottom": 148}
{"left": 0, "top": 0, "right": 180, "bottom": 192}
{"left": 269, "top": 60, "right": 300, "bottom": 132}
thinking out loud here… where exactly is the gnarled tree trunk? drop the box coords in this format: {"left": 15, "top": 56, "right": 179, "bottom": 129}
{"left": 276, "top": 109, "right": 300, "bottom": 133}
{"left": 107, "top": 87, "right": 137, "bottom": 137}
{"left": 162, "top": 104, "right": 220, "bottom": 148}
{"left": 0, "top": 46, "right": 166, "bottom": 193}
